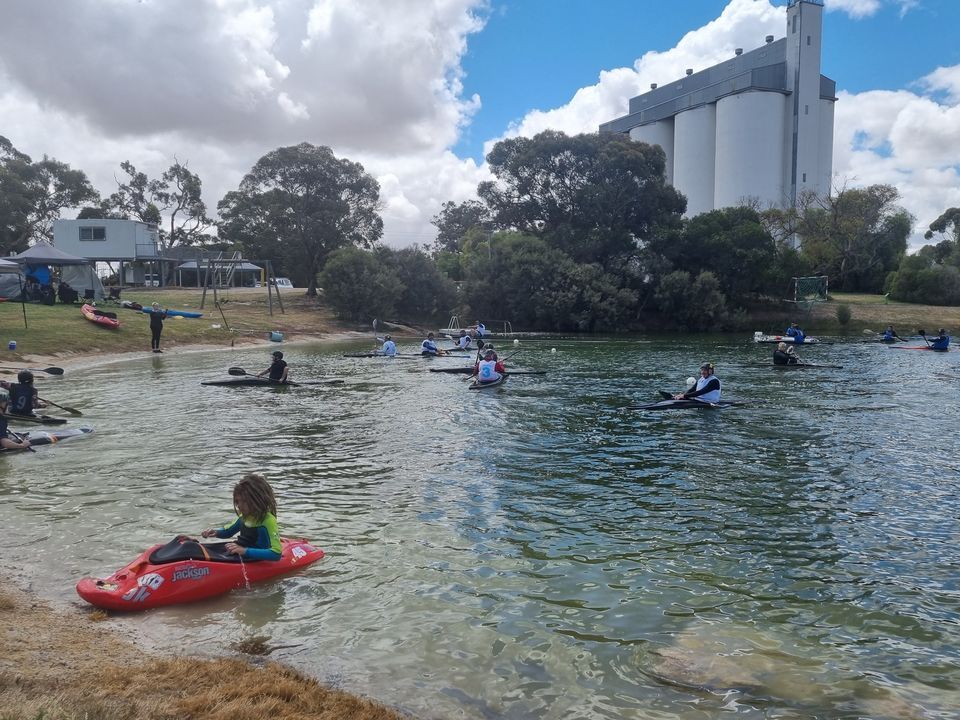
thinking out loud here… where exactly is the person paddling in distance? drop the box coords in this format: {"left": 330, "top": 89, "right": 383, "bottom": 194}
{"left": 882, "top": 325, "right": 903, "bottom": 343}
{"left": 785, "top": 322, "right": 806, "bottom": 343}
{"left": 257, "top": 350, "right": 289, "bottom": 383}
{"left": 472, "top": 347, "right": 506, "bottom": 384}
{"left": 773, "top": 341, "right": 800, "bottom": 366}
{"left": 380, "top": 334, "right": 397, "bottom": 356}
{"left": 0, "top": 370, "right": 47, "bottom": 416}
{"left": 148, "top": 302, "right": 167, "bottom": 353}
{"left": 0, "top": 397, "right": 31, "bottom": 451}
{"left": 926, "top": 328, "right": 951, "bottom": 351}
{"left": 673, "top": 362, "right": 722, "bottom": 402}
{"left": 200, "top": 473, "right": 282, "bottom": 560}
{"left": 421, "top": 332, "right": 446, "bottom": 356}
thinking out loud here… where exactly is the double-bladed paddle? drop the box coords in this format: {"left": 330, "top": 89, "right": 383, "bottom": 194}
{"left": 227, "top": 366, "right": 343, "bottom": 386}
{"left": 0, "top": 366, "right": 65, "bottom": 375}
{"left": 36, "top": 397, "right": 82, "bottom": 416}
{"left": 7, "top": 429, "right": 36, "bottom": 452}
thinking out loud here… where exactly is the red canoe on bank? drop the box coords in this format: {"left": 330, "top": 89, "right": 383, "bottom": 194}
{"left": 81, "top": 303, "right": 120, "bottom": 329}
{"left": 76, "top": 535, "right": 325, "bottom": 611}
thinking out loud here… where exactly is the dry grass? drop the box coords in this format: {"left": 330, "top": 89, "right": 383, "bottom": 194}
{"left": 0, "top": 586, "right": 411, "bottom": 720}
{"left": 0, "top": 287, "right": 359, "bottom": 362}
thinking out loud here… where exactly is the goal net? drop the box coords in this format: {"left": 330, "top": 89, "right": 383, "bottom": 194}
{"left": 792, "top": 276, "right": 829, "bottom": 303}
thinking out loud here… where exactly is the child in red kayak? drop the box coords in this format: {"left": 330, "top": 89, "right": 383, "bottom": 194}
{"left": 202, "top": 473, "right": 282, "bottom": 561}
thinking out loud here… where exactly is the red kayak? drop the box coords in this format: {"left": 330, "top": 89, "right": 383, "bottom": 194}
{"left": 81, "top": 303, "right": 120, "bottom": 329}
{"left": 888, "top": 345, "right": 951, "bottom": 351}
{"left": 76, "top": 536, "right": 325, "bottom": 611}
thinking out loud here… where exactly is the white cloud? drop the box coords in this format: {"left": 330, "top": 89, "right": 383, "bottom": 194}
{"left": 0, "top": 0, "right": 954, "bottom": 253}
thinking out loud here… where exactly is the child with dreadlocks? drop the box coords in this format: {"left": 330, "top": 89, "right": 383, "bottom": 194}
{"left": 201, "top": 473, "right": 282, "bottom": 561}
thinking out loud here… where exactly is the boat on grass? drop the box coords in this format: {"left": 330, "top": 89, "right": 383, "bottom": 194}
{"left": 76, "top": 535, "right": 325, "bottom": 611}
{"left": 81, "top": 303, "right": 119, "bottom": 329}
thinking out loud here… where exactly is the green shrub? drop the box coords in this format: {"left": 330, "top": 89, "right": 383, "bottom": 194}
{"left": 836, "top": 303, "right": 852, "bottom": 325}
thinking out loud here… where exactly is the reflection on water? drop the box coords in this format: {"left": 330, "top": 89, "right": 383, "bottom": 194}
{"left": 1, "top": 336, "right": 959, "bottom": 718}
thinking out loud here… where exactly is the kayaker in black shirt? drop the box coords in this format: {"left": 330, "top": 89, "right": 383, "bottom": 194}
{"left": 0, "top": 370, "right": 46, "bottom": 416}
{"left": 257, "top": 351, "right": 289, "bottom": 383}
{"left": 773, "top": 341, "right": 800, "bottom": 365}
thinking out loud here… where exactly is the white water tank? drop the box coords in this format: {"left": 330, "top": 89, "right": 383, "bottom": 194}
{"left": 673, "top": 105, "right": 716, "bottom": 217}
{"left": 714, "top": 91, "right": 786, "bottom": 210}
{"left": 630, "top": 119, "right": 675, "bottom": 185}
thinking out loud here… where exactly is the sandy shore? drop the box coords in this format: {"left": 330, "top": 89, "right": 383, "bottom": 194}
{"left": 0, "top": 331, "right": 416, "bottom": 720}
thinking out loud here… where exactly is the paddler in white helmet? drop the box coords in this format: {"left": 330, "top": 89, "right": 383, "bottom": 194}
{"left": 673, "top": 362, "right": 721, "bottom": 402}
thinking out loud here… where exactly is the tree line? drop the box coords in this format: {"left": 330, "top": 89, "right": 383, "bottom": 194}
{"left": 1, "top": 130, "right": 956, "bottom": 330}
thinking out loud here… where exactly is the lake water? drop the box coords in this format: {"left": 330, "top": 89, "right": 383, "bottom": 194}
{"left": 1, "top": 336, "right": 958, "bottom": 719}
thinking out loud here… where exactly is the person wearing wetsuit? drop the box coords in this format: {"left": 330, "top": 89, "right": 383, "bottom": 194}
{"left": 421, "top": 332, "right": 441, "bottom": 356}
{"left": 148, "top": 302, "right": 167, "bottom": 353}
{"left": 773, "top": 341, "right": 800, "bottom": 365}
{"left": 201, "top": 473, "right": 281, "bottom": 561}
{"left": 929, "top": 328, "right": 951, "bottom": 351}
{"left": 785, "top": 323, "right": 806, "bottom": 344}
{"left": 674, "top": 362, "right": 722, "bottom": 402}
{"left": 257, "top": 351, "right": 289, "bottom": 382}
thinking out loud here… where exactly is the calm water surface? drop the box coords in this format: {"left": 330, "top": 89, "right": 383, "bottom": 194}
{"left": 1, "top": 336, "right": 958, "bottom": 719}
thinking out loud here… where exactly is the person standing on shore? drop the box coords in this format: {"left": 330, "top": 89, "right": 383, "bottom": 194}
{"left": 148, "top": 302, "right": 167, "bottom": 353}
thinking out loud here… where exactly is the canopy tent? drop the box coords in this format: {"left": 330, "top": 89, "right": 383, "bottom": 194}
{"left": 0, "top": 258, "right": 25, "bottom": 301}
{"left": 10, "top": 241, "right": 90, "bottom": 265}
{"left": 61, "top": 264, "right": 105, "bottom": 301}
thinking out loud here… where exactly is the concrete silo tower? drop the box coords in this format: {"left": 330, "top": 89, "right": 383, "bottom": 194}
{"left": 600, "top": 0, "right": 834, "bottom": 216}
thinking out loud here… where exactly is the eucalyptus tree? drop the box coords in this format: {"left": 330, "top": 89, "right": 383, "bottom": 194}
{"left": 0, "top": 135, "right": 99, "bottom": 253}
{"left": 477, "top": 130, "right": 685, "bottom": 268}
{"left": 219, "top": 143, "right": 383, "bottom": 296}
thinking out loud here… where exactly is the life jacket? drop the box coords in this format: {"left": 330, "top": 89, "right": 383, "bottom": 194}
{"left": 8, "top": 383, "right": 35, "bottom": 416}
{"left": 477, "top": 359, "right": 501, "bottom": 382}
{"left": 694, "top": 375, "right": 721, "bottom": 403}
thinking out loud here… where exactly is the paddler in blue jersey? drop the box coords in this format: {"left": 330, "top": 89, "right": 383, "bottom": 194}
{"left": 927, "top": 328, "right": 951, "bottom": 351}
{"left": 882, "top": 325, "right": 903, "bottom": 342}
{"left": 785, "top": 322, "right": 806, "bottom": 343}
{"left": 673, "top": 362, "right": 722, "bottom": 402}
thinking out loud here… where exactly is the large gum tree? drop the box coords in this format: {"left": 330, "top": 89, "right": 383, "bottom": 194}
{"left": 218, "top": 143, "right": 383, "bottom": 296}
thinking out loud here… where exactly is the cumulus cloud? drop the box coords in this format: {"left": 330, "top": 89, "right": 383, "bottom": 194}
{"left": 0, "top": 0, "right": 955, "bottom": 251}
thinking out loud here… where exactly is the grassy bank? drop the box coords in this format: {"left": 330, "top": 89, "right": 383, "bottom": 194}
{"left": 0, "top": 287, "right": 351, "bottom": 362}
{"left": 0, "top": 586, "right": 409, "bottom": 720}
{"left": 800, "top": 292, "right": 960, "bottom": 334}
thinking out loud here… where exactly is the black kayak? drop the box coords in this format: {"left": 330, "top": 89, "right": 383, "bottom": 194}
{"left": 1, "top": 412, "right": 68, "bottom": 425}
{"left": 633, "top": 396, "right": 746, "bottom": 410}
{"left": 1, "top": 426, "right": 93, "bottom": 452}
{"left": 430, "top": 368, "right": 547, "bottom": 375}
{"left": 201, "top": 377, "right": 343, "bottom": 387}
{"left": 468, "top": 374, "right": 508, "bottom": 390}
{"left": 747, "top": 363, "right": 844, "bottom": 369}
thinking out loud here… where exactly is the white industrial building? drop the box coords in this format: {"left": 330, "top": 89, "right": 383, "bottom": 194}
{"left": 600, "top": 0, "right": 835, "bottom": 217}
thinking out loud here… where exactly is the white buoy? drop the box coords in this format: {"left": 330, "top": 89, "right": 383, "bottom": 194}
{"left": 551, "top": 348, "right": 557, "bottom": 354}
{"left": 686, "top": 377, "right": 696, "bottom": 386}
{"left": 513, "top": 338, "right": 519, "bottom": 345}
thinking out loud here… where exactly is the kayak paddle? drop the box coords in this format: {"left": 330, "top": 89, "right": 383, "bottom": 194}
{"left": 36, "top": 396, "right": 82, "bottom": 416}
{"left": 0, "top": 366, "right": 65, "bottom": 375}
{"left": 226, "top": 366, "right": 341, "bottom": 386}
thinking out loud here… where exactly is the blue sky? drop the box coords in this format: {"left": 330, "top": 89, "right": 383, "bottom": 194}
{"left": 457, "top": 0, "right": 960, "bottom": 161}
{"left": 0, "top": 0, "right": 958, "bottom": 249}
